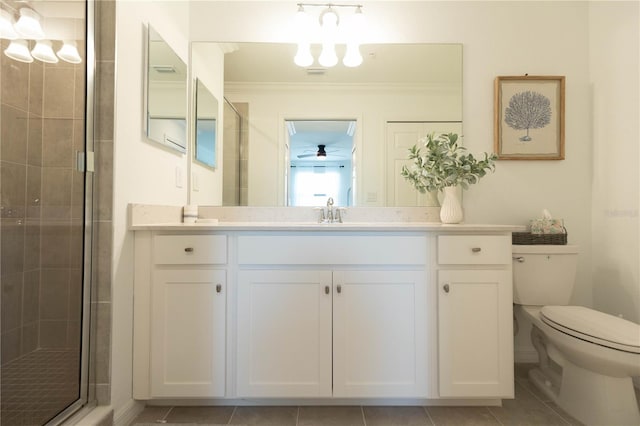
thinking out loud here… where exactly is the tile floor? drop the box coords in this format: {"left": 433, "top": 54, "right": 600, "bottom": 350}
{"left": 0, "top": 349, "right": 81, "bottom": 426}
{"left": 131, "top": 363, "right": 640, "bottom": 426}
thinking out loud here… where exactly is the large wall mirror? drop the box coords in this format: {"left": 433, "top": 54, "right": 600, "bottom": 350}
{"left": 205, "top": 42, "right": 462, "bottom": 207}
{"left": 145, "top": 25, "right": 188, "bottom": 152}
{"left": 194, "top": 79, "right": 219, "bottom": 168}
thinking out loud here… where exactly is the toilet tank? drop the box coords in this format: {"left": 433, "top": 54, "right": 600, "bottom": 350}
{"left": 512, "top": 245, "right": 579, "bottom": 305}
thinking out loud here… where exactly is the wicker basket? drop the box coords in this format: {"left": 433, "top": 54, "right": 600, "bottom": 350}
{"left": 512, "top": 230, "right": 567, "bottom": 245}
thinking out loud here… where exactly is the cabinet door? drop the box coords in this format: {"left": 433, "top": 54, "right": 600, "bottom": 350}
{"left": 333, "top": 270, "right": 428, "bottom": 397}
{"left": 438, "top": 269, "right": 513, "bottom": 397}
{"left": 237, "top": 270, "right": 333, "bottom": 397}
{"left": 150, "top": 269, "right": 226, "bottom": 397}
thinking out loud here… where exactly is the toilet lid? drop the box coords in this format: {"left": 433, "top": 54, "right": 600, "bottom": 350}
{"left": 540, "top": 305, "right": 640, "bottom": 354}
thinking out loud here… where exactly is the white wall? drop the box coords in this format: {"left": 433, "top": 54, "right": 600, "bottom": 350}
{"left": 112, "top": 0, "right": 190, "bottom": 419}
{"left": 110, "top": 0, "right": 639, "bottom": 415}
{"left": 588, "top": 2, "right": 639, "bottom": 322}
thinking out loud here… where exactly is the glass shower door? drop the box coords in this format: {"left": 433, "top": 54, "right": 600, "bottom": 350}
{"left": 0, "top": 0, "right": 91, "bottom": 424}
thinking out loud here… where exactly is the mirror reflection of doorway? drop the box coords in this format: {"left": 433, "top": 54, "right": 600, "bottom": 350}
{"left": 286, "top": 120, "right": 356, "bottom": 207}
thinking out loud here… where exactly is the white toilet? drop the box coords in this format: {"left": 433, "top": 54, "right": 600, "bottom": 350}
{"left": 512, "top": 245, "right": 640, "bottom": 426}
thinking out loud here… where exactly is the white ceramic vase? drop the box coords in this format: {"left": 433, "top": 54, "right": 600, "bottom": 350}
{"left": 440, "top": 186, "right": 463, "bottom": 224}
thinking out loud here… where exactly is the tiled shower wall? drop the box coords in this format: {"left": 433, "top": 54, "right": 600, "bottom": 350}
{"left": 92, "top": 0, "right": 116, "bottom": 406}
{"left": 0, "top": 35, "right": 85, "bottom": 364}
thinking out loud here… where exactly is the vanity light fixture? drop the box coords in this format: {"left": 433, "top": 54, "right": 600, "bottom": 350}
{"left": 57, "top": 40, "right": 82, "bottom": 64}
{"left": 14, "top": 7, "right": 44, "bottom": 40}
{"left": 0, "top": 9, "right": 18, "bottom": 40}
{"left": 31, "top": 39, "right": 58, "bottom": 63}
{"left": 294, "top": 5, "right": 314, "bottom": 67}
{"left": 294, "top": 3, "right": 365, "bottom": 68}
{"left": 4, "top": 38, "right": 33, "bottom": 62}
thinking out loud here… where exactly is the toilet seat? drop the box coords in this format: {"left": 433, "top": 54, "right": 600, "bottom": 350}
{"left": 540, "top": 305, "right": 640, "bottom": 354}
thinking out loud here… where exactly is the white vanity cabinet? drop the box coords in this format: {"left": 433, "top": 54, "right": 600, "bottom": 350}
{"left": 131, "top": 222, "right": 516, "bottom": 403}
{"left": 436, "top": 235, "right": 514, "bottom": 398}
{"left": 235, "top": 235, "right": 429, "bottom": 398}
{"left": 134, "top": 233, "right": 227, "bottom": 398}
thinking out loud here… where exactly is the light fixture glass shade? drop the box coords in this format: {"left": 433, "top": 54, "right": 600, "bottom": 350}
{"left": 294, "top": 42, "right": 313, "bottom": 67}
{"left": 14, "top": 8, "right": 44, "bottom": 40}
{"left": 0, "top": 9, "right": 18, "bottom": 40}
{"left": 31, "top": 39, "right": 58, "bottom": 63}
{"left": 318, "top": 43, "right": 338, "bottom": 67}
{"left": 343, "top": 43, "right": 363, "bottom": 67}
{"left": 57, "top": 40, "right": 82, "bottom": 64}
{"left": 4, "top": 39, "right": 33, "bottom": 63}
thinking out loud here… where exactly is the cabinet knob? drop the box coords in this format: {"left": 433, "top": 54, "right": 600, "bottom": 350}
{"left": 337, "top": 284, "right": 342, "bottom": 294}
{"left": 325, "top": 285, "right": 330, "bottom": 295}
{"left": 443, "top": 283, "right": 450, "bottom": 293}
{"left": 471, "top": 247, "right": 482, "bottom": 253}
{"left": 184, "top": 247, "right": 194, "bottom": 252}
{"left": 216, "top": 284, "right": 222, "bottom": 293}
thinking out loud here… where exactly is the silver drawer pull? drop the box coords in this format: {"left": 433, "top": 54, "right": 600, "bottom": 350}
{"left": 325, "top": 285, "right": 330, "bottom": 295}
{"left": 513, "top": 256, "right": 525, "bottom": 263}
{"left": 471, "top": 247, "right": 482, "bottom": 253}
{"left": 337, "top": 284, "right": 342, "bottom": 294}
{"left": 443, "top": 283, "right": 450, "bottom": 293}
{"left": 184, "top": 247, "right": 194, "bottom": 252}
{"left": 216, "top": 284, "right": 222, "bottom": 293}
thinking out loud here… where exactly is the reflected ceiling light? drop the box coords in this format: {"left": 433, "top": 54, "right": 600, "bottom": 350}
{"left": 4, "top": 39, "right": 33, "bottom": 62}
{"left": 57, "top": 40, "right": 81, "bottom": 63}
{"left": 14, "top": 8, "right": 44, "bottom": 40}
{"left": 0, "top": 9, "right": 18, "bottom": 40}
{"left": 294, "top": 3, "right": 365, "bottom": 68}
{"left": 31, "top": 39, "right": 58, "bottom": 63}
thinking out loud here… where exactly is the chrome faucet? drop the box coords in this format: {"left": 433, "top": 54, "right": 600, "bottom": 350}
{"left": 326, "top": 197, "right": 334, "bottom": 223}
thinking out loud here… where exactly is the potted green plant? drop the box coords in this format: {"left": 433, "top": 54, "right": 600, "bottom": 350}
{"left": 400, "top": 132, "right": 497, "bottom": 223}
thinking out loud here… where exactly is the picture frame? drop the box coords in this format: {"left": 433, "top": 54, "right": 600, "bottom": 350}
{"left": 494, "top": 75, "right": 565, "bottom": 160}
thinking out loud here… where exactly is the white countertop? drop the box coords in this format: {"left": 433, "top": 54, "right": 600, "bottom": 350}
{"left": 130, "top": 221, "right": 525, "bottom": 232}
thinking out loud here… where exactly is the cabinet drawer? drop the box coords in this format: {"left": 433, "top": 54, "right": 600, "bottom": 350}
{"left": 438, "top": 235, "right": 511, "bottom": 265}
{"left": 238, "top": 235, "right": 426, "bottom": 265}
{"left": 153, "top": 235, "right": 227, "bottom": 265}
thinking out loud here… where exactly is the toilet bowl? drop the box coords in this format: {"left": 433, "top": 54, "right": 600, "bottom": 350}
{"left": 513, "top": 245, "right": 640, "bottom": 425}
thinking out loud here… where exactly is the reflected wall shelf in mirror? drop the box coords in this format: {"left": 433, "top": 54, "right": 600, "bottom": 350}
{"left": 145, "top": 25, "right": 187, "bottom": 153}
{"left": 194, "top": 79, "right": 219, "bottom": 168}
{"left": 191, "top": 42, "right": 462, "bottom": 207}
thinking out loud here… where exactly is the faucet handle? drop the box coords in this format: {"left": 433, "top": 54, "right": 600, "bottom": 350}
{"left": 335, "top": 207, "right": 347, "bottom": 223}
{"left": 314, "top": 207, "right": 326, "bottom": 223}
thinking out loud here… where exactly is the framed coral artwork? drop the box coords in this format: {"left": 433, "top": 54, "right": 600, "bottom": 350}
{"left": 494, "top": 75, "right": 565, "bottom": 160}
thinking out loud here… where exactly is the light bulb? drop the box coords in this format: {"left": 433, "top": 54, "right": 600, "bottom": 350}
{"left": 0, "top": 9, "right": 18, "bottom": 40}
{"left": 294, "top": 42, "right": 313, "bottom": 67}
{"left": 57, "top": 40, "right": 82, "bottom": 64}
{"left": 4, "top": 39, "right": 33, "bottom": 63}
{"left": 14, "top": 8, "right": 44, "bottom": 40}
{"left": 318, "top": 43, "right": 338, "bottom": 67}
{"left": 31, "top": 39, "right": 58, "bottom": 63}
{"left": 343, "top": 43, "right": 362, "bottom": 67}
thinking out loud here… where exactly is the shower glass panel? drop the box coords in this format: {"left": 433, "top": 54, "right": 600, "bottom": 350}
{"left": 0, "top": 0, "right": 91, "bottom": 424}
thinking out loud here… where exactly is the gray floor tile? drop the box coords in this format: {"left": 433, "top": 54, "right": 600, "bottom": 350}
{"left": 129, "top": 406, "right": 172, "bottom": 424}
{"left": 229, "top": 406, "right": 298, "bottom": 425}
{"left": 426, "top": 406, "right": 500, "bottom": 426}
{"left": 488, "top": 383, "right": 569, "bottom": 425}
{"left": 165, "top": 406, "right": 235, "bottom": 424}
{"left": 363, "top": 406, "right": 432, "bottom": 426}
{"left": 298, "top": 405, "right": 364, "bottom": 426}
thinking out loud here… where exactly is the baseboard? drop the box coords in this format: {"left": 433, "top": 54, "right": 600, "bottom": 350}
{"left": 514, "top": 347, "right": 538, "bottom": 363}
{"left": 114, "top": 399, "right": 144, "bottom": 426}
